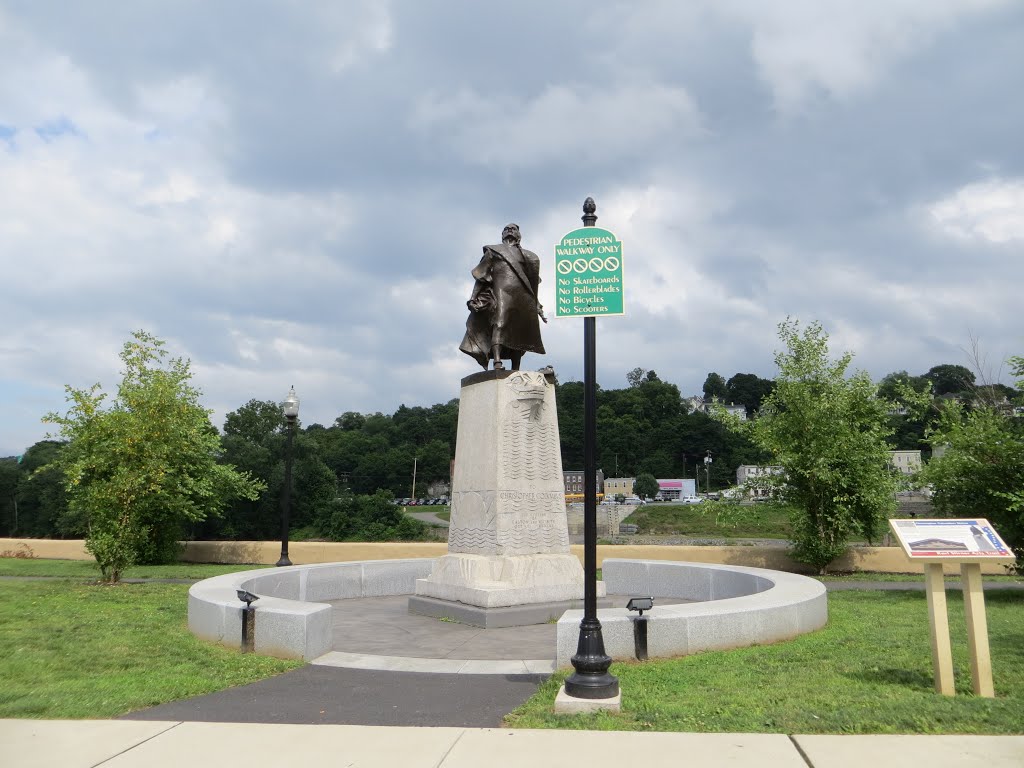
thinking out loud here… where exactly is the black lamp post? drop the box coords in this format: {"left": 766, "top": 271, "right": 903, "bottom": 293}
{"left": 564, "top": 198, "right": 619, "bottom": 700}
{"left": 277, "top": 385, "right": 299, "bottom": 567}
{"left": 704, "top": 450, "right": 712, "bottom": 494}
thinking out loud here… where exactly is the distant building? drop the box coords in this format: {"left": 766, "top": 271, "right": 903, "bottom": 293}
{"left": 686, "top": 395, "right": 747, "bottom": 420}
{"left": 601, "top": 477, "right": 697, "bottom": 500}
{"left": 655, "top": 478, "right": 697, "bottom": 500}
{"left": 604, "top": 477, "right": 635, "bottom": 498}
{"left": 563, "top": 469, "right": 605, "bottom": 496}
{"left": 735, "top": 465, "right": 783, "bottom": 498}
{"left": 888, "top": 450, "right": 922, "bottom": 476}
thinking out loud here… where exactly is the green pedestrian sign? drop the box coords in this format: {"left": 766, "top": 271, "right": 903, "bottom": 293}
{"left": 553, "top": 227, "right": 624, "bottom": 317}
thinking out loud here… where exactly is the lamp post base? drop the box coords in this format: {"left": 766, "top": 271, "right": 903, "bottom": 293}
{"left": 276, "top": 553, "right": 292, "bottom": 567}
{"left": 564, "top": 617, "right": 619, "bottom": 699}
{"left": 554, "top": 684, "right": 621, "bottom": 713}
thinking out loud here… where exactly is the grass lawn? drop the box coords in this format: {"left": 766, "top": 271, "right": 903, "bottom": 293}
{"left": 505, "top": 589, "right": 1024, "bottom": 734}
{"left": 819, "top": 571, "right": 1024, "bottom": 583}
{"left": 3, "top": 557, "right": 1022, "bottom": 731}
{"left": 0, "top": 579, "right": 301, "bottom": 719}
{"left": 0, "top": 558, "right": 268, "bottom": 580}
{"left": 622, "top": 501, "right": 793, "bottom": 538}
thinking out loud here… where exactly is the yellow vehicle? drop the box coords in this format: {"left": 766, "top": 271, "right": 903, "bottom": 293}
{"left": 565, "top": 493, "right": 604, "bottom": 504}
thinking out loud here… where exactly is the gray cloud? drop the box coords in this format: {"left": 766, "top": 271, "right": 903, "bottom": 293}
{"left": 1, "top": 1, "right": 1023, "bottom": 455}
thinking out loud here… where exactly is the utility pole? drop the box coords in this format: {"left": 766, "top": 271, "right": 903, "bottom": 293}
{"left": 411, "top": 457, "right": 418, "bottom": 500}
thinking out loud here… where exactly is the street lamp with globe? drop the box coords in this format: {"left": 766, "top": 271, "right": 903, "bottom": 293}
{"left": 277, "top": 386, "right": 300, "bottom": 567}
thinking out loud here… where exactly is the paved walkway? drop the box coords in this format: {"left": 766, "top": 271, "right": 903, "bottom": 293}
{"left": 120, "top": 666, "right": 547, "bottom": 728}
{"left": 407, "top": 509, "right": 450, "bottom": 526}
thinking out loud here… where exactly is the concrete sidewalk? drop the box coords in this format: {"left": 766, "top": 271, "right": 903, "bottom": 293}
{"left": 3, "top": 720, "right": 1022, "bottom": 768}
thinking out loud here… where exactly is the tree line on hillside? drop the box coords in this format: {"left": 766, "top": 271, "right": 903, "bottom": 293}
{"left": 2, "top": 329, "right": 1022, "bottom": 577}
{"left": 3, "top": 357, "right": 1020, "bottom": 544}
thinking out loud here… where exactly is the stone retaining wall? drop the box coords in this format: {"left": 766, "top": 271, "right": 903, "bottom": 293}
{"left": 187, "top": 559, "right": 435, "bottom": 659}
{"left": 556, "top": 558, "right": 828, "bottom": 667}
{"left": 187, "top": 557, "right": 828, "bottom": 665}
{"left": 1, "top": 537, "right": 1011, "bottom": 575}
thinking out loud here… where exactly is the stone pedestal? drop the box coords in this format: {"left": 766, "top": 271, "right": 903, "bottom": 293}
{"left": 413, "top": 369, "right": 602, "bottom": 617}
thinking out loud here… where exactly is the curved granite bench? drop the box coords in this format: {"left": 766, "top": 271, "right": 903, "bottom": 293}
{"left": 189, "top": 557, "right": 827, "bottom": 664}
{"left": 188, "top": 559, "right": 435, "bottom": 659}
{"left": 555, "top": 558, "right": 828, "bottom": 667}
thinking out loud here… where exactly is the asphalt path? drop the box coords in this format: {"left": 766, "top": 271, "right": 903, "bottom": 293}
{"left": 121, "top": 666, "right": 546, "bottom": 727}
{"left": 407, "top": 509, "right": 450, "bottom": 526}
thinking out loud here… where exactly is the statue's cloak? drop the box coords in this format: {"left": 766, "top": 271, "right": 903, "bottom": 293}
{"left": 460, "top": 243, "right": 545, "bottom": 368}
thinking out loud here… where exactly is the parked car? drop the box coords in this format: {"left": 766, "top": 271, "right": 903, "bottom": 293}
{"left": 681, "top": 496, "right": 704, "bottom": 504}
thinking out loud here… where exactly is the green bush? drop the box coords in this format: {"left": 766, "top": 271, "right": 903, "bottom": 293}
{"left": 316, "top": 489, "right": 428, "bottom": 541}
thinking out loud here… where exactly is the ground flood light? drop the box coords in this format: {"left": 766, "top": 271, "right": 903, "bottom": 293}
{"left": 626, "top": 596, "right": 654, "bottom": 616}
{"left": 237, "top": 589, "right": 259, "bottom": 652}
{"left": 627, "top": 596, "right": 654, "bottom": 660}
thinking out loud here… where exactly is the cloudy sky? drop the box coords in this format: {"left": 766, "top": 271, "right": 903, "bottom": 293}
{"left": 2, "top": 1, "right": 1023, "bottom": 456}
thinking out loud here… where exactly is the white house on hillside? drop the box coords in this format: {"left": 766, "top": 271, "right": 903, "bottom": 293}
{"left": 735, "top": 465, "right": 783, "bottom": 498}
{"left": 887, "top": 450, "right": 922, "bottom": 476}
{"left": 686, "top": 395, "right": 746, "bottom": 420}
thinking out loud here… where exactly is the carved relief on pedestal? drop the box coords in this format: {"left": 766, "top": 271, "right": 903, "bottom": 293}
{"left": 500, "top": 371, "right": 559, "bottom": 482}
{"left": 447, "top": 490, "right": 498, "bottom": 554}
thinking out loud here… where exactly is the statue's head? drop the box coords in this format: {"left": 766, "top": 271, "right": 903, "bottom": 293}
{"left": 502, "top": 223, "right": 521, "bottom": 245}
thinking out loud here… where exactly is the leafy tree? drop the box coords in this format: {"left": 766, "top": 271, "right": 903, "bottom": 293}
{"left": 223, "top": 399, "right": 284, "bottom": 444}
{"left": 1011, "top": 355, "right": 1024, "bottom": 388}
{"left": 702, "top": 372, "right": 727, "bottom": 400}
{"left": 639, "top": 450, "right": 674, "bottom": 479}
{"left": 633, "top": 473, "right": 660, "bottom": 500}
{"left": 335, "top": 411, "right": 366, "bottom": 431}
{"left": 719, "top": 320, "right": 920, "bottom": 573}
{"left": 922, "top": 403, "right": 1024, "bottom": 567}
{"left": 44, "top": 331, "right": 264, "bottom": 581}
{"left": 0, "top": 457, "right": 19, "bottom": 536}
{"left": 556, "top": 380, "right": 586, "bottom": 470}
{"left": 877, "top": 370, "right": 929, "bottom": 401}
{"left": 876, "top": 371, "right": 935, "bottom": 453}
{"left": 211, "top": 400, "right": 339, "bottom": 540}
{"left": 725, "top": 373, "right": 774, "bottom": 416}
{"left": 626, "top": 367, "right": 646, "bottom": 388}
{"left": 924, "top": 364, "right": 976, "bottom": 397}
{"left": 315, "top": 489, "right": 427, "bottom": 541}
{"left": 287, "top": 440, "right": 339, "bottom": 532}
{"left": 973, "top": 383, "right": 1019, "bottom": 408}
{"left": 13, "top": 441, "right": 73, "bottom": 538}
{"left": 210, "top": 399, "right": 287, "bottom": 538}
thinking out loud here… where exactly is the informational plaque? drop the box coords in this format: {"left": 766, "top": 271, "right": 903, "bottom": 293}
{"left": 888, "top": 518, "right": 1014, "bottom": 562}
{"left": 888, "top": 517, "right": 1014, "bottom": 698}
